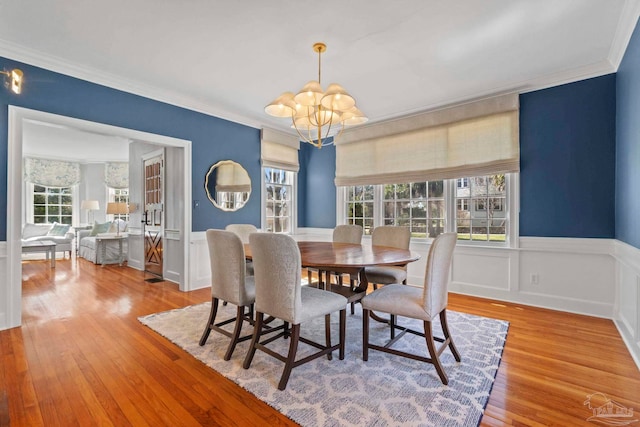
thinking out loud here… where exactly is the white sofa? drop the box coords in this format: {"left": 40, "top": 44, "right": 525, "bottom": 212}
{"left": 78, "top": 220, "right": 128, "bottom": 264}
{"left": 21, "top": 223, "right": 74, "bottom": 257}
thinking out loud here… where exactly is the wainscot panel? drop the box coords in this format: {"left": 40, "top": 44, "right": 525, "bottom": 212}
{"left": 613, "top": 240, "right": 640, "bottom": 369}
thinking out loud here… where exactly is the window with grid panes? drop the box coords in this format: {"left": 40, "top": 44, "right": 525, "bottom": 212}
{"left": 265, "top": 168, "right": 293, "bottom": 234}
{"left": 383, "top": 181, "right": 445, "bottom": 238}
{"left": 345, "top": 185, "right": 374, "bottom": 235}
{"left": 33, "top": 185, "right": 73, "bottom": 225}
{"left": 455, "top": 174, "right": 506, "bottom": 242}
{"left": 341, "top": 173, "right": 510, "bottom": 245}
{"left": 108, "top": 188, "right": 130, "bottom": 221}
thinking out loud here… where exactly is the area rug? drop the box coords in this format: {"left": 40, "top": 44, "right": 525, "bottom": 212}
{"left": 139, "top": 302, "right": 508, "bottom": 427}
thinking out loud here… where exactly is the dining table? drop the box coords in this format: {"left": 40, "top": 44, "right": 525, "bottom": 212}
{"left": 244, "top": 241, "right": 420, "bottom": 308}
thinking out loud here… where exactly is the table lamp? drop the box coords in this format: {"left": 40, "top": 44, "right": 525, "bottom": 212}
{"left": 106, "top": 202, "right": 129, "bottom": 236}
{"left": 81, "top": 200, "right": 99, "bottom": 224}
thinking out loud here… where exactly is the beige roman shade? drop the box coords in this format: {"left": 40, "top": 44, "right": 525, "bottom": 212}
{"left": 335, "top": 94, "right": 519, "bottom": 186}
{"left": 261, "top": 127, "right": 300, "bottom": 172}
{"left": 24, "top": 157, "right": 81, "bottom": 187}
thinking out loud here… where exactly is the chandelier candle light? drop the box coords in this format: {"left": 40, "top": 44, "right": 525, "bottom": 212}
{"left": 265, "top": 42, "right": 368, "bottom": 148}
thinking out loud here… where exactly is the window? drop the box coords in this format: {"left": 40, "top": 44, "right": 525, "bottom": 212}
{"left": 455, "top": 174, "right": 507, "bottom": 242}
{"left": 341, "top": 173, "right": 513, "bottom": 245}
{"left": 108, "top": 188, "right": 130, "bottom": 221}
{"left": 32, "top": 185, "right": 73, "bottom": 225}
{"left": 345, "top": 185, "right": 375, "bottom": 235}
{"left": 264, "top": 168, "right": 295, "bottom": 234}
{"left": 383, "top": 182, "right": 444, "bottom": 238}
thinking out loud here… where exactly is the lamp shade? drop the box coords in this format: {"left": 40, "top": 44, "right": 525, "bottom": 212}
{"left": 106, "top": 202, "right": 128, "bottom": 215}
{"left": 81, "top": 200, "right": 99, "bottom": 210}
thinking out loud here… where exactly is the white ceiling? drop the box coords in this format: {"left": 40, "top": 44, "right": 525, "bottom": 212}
{"left": 22, "top": 120, "right": 130, "bottom": 162}
{"left": 1, "top": 1, "right": 639, "bottom": 137}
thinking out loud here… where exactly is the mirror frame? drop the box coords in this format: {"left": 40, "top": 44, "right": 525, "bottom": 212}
{"left": 204, "top": 160, "right": 251, "bottom": 212}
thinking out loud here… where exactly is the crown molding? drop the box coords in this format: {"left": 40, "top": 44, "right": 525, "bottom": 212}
{"left": 0, "top": 39, "right": 264, "bottom": 130}
{"left": 608, "top": 0, "right": 640, "bottom": 69}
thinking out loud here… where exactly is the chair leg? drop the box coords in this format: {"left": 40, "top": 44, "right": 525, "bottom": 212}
{"left": 350, "top": 302, "right": 355, "bottom": 315}
{"left": 278, "top": 324, "right": 300, "bottom": 390}
{"left": 362, "top": 308, "right": 370, "bottom": 361}
{"left": 223, "top": 305, "right": 245, "bottom": 361}
{"left": 440, "top": 310, "right": 461, "bottom": 362}
{"left": 424, "top": 320, "right": 448, "bottom": 385}
{"left": 307, "top": 269, "right": 313, "bottom": 286}
{"left": 325, "top": 314, "right": 333, "bottom": 361}
{"left": 199, "top": 297, "right": 219, "bottom": 346}
{"left": 339, "top": 308, "right": 346, "bottom": 360}
{"left": 390, "top": 314, "right": 397, "bottom": 340}
{"left": 242, "top": 312, "right": 264, "bottom": 369}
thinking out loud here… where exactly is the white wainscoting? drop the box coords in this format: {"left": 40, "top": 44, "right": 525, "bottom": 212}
{"left": 613, "top": 240, "right": 640, "bottom": 368}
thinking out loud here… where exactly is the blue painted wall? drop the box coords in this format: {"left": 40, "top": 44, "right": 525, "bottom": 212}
{"left": 616, "top": 18, "right": 640, "bottom": 248}
{"left": 0, "top": 57, "right": 262, "bottom": 240}
{"left": 519, "top": 74, "right": 617, "bottom": 238}
{"left": 298, "top": 141, "right": 337, "bottom": 228}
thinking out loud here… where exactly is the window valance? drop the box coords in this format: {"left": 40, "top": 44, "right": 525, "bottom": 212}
{"left": 335, "top": 94, "right": 519, "bottom": 186}
{"left": 261, "top": 127, "right": 300, "bottom": 172}
{"left": 24, "top": 157, "right": 81, "bottom": 187}
{"left": 105, "top": 162, "right": 129, "bottom": 189}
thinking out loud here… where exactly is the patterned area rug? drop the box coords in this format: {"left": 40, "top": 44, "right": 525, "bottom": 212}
{"left": 139, "top": 302, "right": 508, "bottom": 427}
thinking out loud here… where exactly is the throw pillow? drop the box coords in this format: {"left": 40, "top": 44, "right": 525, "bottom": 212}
{"left": 90, "top": 221, "right": 112, "bottom": 236}
{"left": 47, "top": 222, "right": 71, "bottom": 237}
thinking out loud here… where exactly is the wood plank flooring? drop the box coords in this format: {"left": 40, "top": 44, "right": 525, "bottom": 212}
{"left": 1, "top": 257, "right": 639, "bottom": 426}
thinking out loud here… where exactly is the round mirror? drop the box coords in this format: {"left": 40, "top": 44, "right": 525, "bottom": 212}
{"left": 205, "top": 160, "right": 251, "bottom": 212}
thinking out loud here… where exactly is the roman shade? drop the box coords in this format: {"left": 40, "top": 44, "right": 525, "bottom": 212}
{"left": 335, "top": 94, "right": 519, "bottom": 186}
{"left": 215, "top": 162, "right": 251, "bottom": 193}
{"left": 261, "top": 127, "right": 300, "bottom": 172}
{"left": 24, "top": 157, "right": 81, "bottom": 187}
{"left": 105, "top": 162, "right": 129, "bottom": 189}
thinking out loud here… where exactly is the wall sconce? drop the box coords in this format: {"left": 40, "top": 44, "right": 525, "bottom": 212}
{"left": 1, "top": 69, "right": 24, "bottom": 94}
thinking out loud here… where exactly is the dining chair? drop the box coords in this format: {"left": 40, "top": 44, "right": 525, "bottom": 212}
{"left": 225, "top": 223, "right": 258, "bottom": 276}
{"left": 307, "top": 224, "right": 363, "bottom": 292}
{"left": 199, "top": 229, "right": 255, "bottom": 361}
{"left": 361, "top": 232, "right": 460, "bottom": 385}
{"left": 243, "top": 233, "right": 347, "bottom": 390}
{"left": 364, "top": 225, "right": 411, "bottom": 288}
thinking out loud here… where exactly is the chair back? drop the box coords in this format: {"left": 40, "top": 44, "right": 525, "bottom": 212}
{"left": 422, "top": 232, "right": 457, "bottom": 317}
{"left": 371, "top": 225, "right": 411, "bottom": 249}
{"left": 225, "top": 223, "right": 258, "bottom": 244}
{"left": 249, "top": 233, "right": 302, "bottom": 323}
{"left": 206, "top": 229, "right": 251, "bottom": 306}
{"left": 333, "top": 224, "right": 363, "bottom": 244}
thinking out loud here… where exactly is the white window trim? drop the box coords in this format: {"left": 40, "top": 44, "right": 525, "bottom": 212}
{"left": 27, "top": 183, "right": 79, "bottom": 225}
{"left": 337, "top": 173, "right": 519, "bottom": 248}
{"left": 261, "top": 167, "right": 297, "bottom": 234}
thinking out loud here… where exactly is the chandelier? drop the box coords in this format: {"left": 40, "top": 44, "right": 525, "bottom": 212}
{"left": 265, "top": 42, "right": 368, "bottom": 148}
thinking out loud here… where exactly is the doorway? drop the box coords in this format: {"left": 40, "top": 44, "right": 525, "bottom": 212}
{"left": 6, "top": 106, "right": 193, "bottom": 329}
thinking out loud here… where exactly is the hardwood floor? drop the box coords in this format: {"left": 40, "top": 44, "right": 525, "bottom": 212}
{"left": 2, "top": 258, "right": 639, "bottom": 426}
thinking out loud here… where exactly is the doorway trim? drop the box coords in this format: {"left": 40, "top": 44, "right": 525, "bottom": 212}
{"left": 6, "top": 106, "right": 193, "bottom": 329}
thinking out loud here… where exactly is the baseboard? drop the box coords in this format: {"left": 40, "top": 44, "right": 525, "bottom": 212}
{"left": 614, "top": 318, "right": 640, "bottom": 370}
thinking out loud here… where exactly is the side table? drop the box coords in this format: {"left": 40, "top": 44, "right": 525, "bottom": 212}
{"left": 95, "top": 235, "right": 125, "bottom": 267}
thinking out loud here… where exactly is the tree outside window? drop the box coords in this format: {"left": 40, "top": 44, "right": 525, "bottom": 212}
{"left": 33, "top": 185, "right": 73, "bottom": 225}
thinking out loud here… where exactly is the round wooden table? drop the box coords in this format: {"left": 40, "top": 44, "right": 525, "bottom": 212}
{"left": 245, "top": 241, "right": 420, "bottom": 305}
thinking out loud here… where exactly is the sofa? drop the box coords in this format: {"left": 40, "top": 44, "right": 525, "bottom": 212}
{"left": 78, "top": 220, "right": 128, "bottom": 264}
{"left": 21, "top": 223, "right": 74, "bottom": 257}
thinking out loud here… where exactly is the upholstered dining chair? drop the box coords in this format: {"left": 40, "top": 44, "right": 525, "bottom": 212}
{"left": 361, "top": 232, "right": 460, "bottom": 385}
{"left": 364, "top": 225, "right": 411, "bottom": 288}
{"left": 225, "top": 223, "right": 258, "bottom": 276}
{"left": 243, "top": 233, "right": 347, "bottom": 390}
{"left": 199, "top": 229, "right": 255, "bottom": 361}
{"left": 307, "top": 224, "right": 363, "bottom": 291}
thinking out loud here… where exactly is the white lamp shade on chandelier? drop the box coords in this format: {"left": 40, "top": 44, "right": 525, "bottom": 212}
{"left": 265, "top": 43, "right": 368, "bottom": 148}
